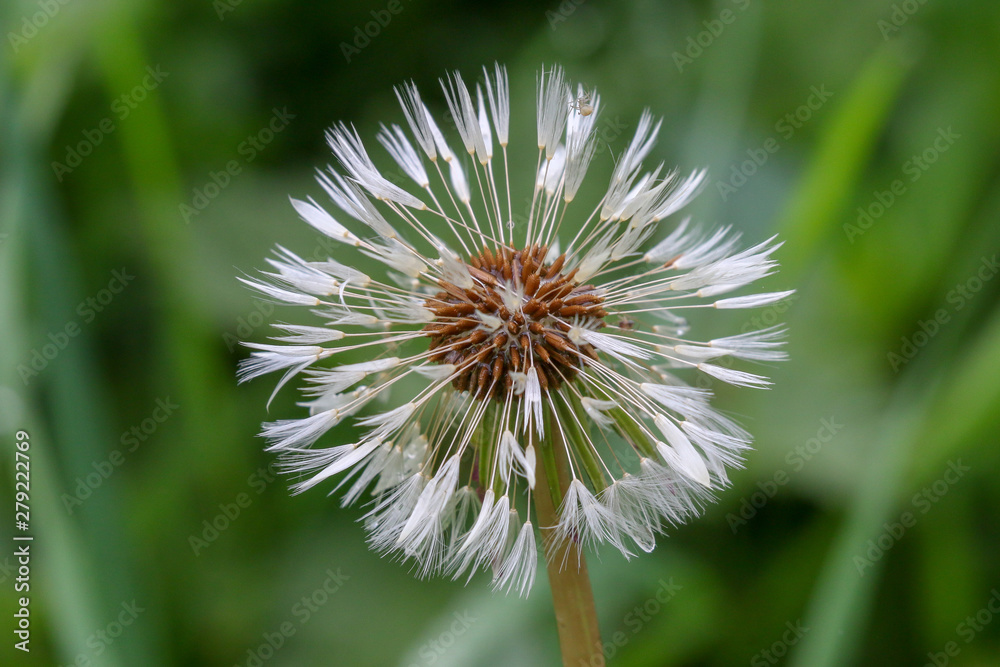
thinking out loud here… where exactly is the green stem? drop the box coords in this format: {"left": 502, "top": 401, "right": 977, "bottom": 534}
{"left": 534, "top": 411, "right": 604, "bottom": 667}
{"left": 558, "top": 393, "right": 608, "bottom": 492}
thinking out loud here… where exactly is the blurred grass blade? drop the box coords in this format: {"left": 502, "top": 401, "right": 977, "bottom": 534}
{"left": 910, "top": 305, "right": 1000, "bottom": 483}
{"left": 789, "top": 381, "right": 932, "bottom": 667}
{"left": 91, "top": 13, "right": 244, "bottom": 518}
{"left": 791, "top": 303, "right": 1000, "bottom": 666}
{"left": 1, "top": 67, "right": 129, "bottom": 667}
{"left": 778, "top": 42, "right": 914, "bottom": 278}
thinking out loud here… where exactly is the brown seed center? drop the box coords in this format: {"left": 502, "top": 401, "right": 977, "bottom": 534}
{"left": 424, "top": 244, "right": 607, "bottom": 401}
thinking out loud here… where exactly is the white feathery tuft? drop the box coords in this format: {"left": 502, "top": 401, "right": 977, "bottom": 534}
{"left": 493, "top": 519, "right": 537, "bottom": 597}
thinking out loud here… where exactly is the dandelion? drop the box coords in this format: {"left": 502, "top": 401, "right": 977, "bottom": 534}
{"left": 240, "top": 63, "right": 789, "bottom": 664}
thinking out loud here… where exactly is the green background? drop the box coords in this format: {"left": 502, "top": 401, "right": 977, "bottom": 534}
{"left": 2, "top": 0, "right": 999, "bottom": 665}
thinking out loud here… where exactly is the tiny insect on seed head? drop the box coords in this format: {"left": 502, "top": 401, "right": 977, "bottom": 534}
{"left": 570, "top": 89, "right": 594, "bottom": 116}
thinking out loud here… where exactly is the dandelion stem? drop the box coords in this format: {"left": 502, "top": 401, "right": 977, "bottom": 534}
{"left": 535, "top": 411, "right": 604, "bottom": 667}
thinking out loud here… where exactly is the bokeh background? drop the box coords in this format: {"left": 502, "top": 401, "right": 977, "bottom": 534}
{"left": 2, "top": 0, "right": 1000, "bottom": 665}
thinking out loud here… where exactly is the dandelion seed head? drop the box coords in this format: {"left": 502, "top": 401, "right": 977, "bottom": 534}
{"left": 239, "top": 62, "right": 790, "bottom": 595}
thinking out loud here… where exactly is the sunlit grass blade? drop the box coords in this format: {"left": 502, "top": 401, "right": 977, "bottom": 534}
{"left": 777, "top": 42, "right": 914, "bottom": 278}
